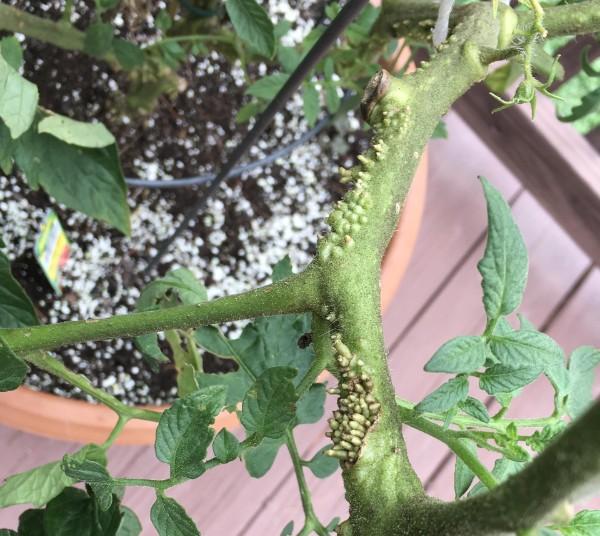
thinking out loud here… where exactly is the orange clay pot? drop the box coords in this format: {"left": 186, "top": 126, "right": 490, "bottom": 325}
{"left": 0, "top": 44, "right": 427, "bottom": 445}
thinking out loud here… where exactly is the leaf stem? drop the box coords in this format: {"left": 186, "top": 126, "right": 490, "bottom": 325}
{"left": 101, "top": 415, "right": 129, "bottom": 449}
{"left": 144, "top": 33, "right": 235, "bottom": 50}
{"left": 396, "top": 397, "right": 557, "bottom": 431}
{"left": 112, "top": 476, "right": 185, "bottom": 490}
{"left": 285, "top": 429, "right": 329, "bottom": 536}
{"left": 296, "top": 315, "right": 333, "bottom": 398}
{"left": 23, "top": 351, "right": 161, "bottom": 422}
{"left": 397, "top": 407, "right": 499, "bottom": 491}
{"left": 214, "top": 327, "right": 256, "bottom": 381}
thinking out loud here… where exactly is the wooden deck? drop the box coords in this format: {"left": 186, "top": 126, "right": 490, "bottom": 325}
{"left": 1, "top": 110, "right": 599, "bottom": 534}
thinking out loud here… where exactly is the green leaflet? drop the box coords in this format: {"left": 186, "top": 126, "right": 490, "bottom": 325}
{"left": 155, "top": 387, "right": 226, "bottom": 479}
{"left": 324, "top": 81, "right": 341, "bottom": 114}
{"left": 304, "top": 446, "right": 339, "bottom": 479}
{"left": 246, "top": 73, "right": 288, "bottom": 100}
{"left": 278, "top": 46, "right": 301, "bottom": 73}
{"left": 241, "top": 367, "right": 298, "bottom": 439}
{"left": 135, "top": 269, "right": 207, "bottom": 366}
{"left": 0, "top": 444, "right": 106, "bottom": 509}
{"left": 14, "top": 130, "right": 130, "bottom": 234}
{"left": 0, "top": 248, "right": 38, "bottom": 328}
{"left": 555, "top": 57, "right": 600, "bottom": 134}
{"left": 552, "top": 509, "right": 600, "bottom": 535}
{"left": 477, "top": 177, "right": 528, "bottom": 322}
{"left": 62, "top": 457, "right": 114, "bottom": 511}
{"left": 44, "top": 487, "right": 122, "bottom": 536}
{"left": 0, "top": 121, "right": 14, "bottom": 173}
{"left": 196, "top": 313, "right": 314, "bottom": 406}
{"left": 0, "top": 335, "right": 28, "bottom": 392}
{"left": 0, "top": 460, "right": 72, "bottom": 508}
{"left": 479, "top": 364, "right": 541, "bottom": 395}
{"left": 0, "top": 531, "right": 16, "bottom": 535}
{"left": 0, "top": 36, "right": 23, "bottom": 71}
{"left": 225, "top": 0, "right": 275, "bottom": 58}
{"left": 112, "top": 39, "right": 145, "bottom": 71}
{"left": 296, "top": 383, "right": 326, "bottom": 424}
{"left": 454, "top": 439, "right": 477, "bottom": 498}
{"left": 137, "top": 269, "right": 208, "bottom": 310}
{"left": 243, "top": 436, "right": 285, "bottom": 478}
{"left": 458, "top": 397, "right": 490, "bottom": 423}
{"left": 195, "top": 326, "right": 234, "bottom": 358}
{"left": 431, "top": 120, "right": 448, "bottom": 139}
{"left": 424, "top": 336, "right": 486, "bottom": 374}
{"left": 116, "top": 507, "right": 142, "bottom": 536}
{"left": 150, "top": 494, "right": 200, "bottom": 536}
{"left": 0, "top": 55, "right": 38, "bottom": 139}
{"left": 302, "top": 82, "right": 320, "bottom": 127}
{"left": 83, "top": 22, "right": 114, "bottom": 58}
{"left": 489, "top": 329, "right": 568, "bottom": 395}
{"left": 345, "top": 4, "right": 380, "bottom": 44}
{"left": 155, "top": 10, "right": 173, "bottom": 32}
{"left": 196, "top": 369, "right": 251, "bottom": 409}
{"left": 566, "top": 346, "right": 600, "bottom": 418}
{"left": 212, "top": 429, "right": 240, "bottom": 464}
{"left": 17, "top": 509, "right": 45, "bottom": 536}
{"left": 415, "top": 376, "right": 469, "bottom": 413}
{"left": 281, "top": 521, "right": 294, "bottom": 536}
{"left": 38, "top": 114, "right": 115, "bottom": 148}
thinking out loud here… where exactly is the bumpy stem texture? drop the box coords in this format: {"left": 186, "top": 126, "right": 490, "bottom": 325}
{"left": 316, "top": 4, "right": 511, "bottom": 534}
{"left": 393, "top": 399, "right": 600, "bottom": 535}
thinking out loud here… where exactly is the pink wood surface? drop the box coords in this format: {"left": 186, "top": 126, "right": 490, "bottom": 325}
{"left": 1, "top": 112, "right": 598, "bottom": 534}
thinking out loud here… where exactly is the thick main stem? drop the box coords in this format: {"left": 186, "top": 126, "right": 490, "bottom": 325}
{"left": 396, "top": 399, "right": 600, "bottom": 535}
{"left": 318, "top": 4, "right": 512, "bottom": 534}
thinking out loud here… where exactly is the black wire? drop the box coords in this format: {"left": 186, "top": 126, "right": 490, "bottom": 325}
{"left": 146, "top": 0, "right": 369, "bottom": 272}
{"left": 125, "top": 113, "right": 333, "bottom": 189}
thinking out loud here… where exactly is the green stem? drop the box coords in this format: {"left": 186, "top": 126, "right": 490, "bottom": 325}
{"left": 396, "top": 397, "right": 557, "bottom": 432}
{"left": 145, "top": 33, "right": 235, "bottom": 50}
{"left": 112, "top": 476, "right": 185, "bottom": 490}
{"left": 62, "top": 0, "right": 74, "bottom": 22}
{"left": 397, "top": 407, "right": 499, "bottom": 491}
{"left": 0, "top": 3, "right": 119, "bottom": 69}
{"left": 23, "top": 351, "right": 161, "bottom": 422}
{"left": 184, "top": 331, "right": 203, "bottom": 371}
{"left": 214, "top": 327, "right": 256, "bottom": 381}
{"left": 295, "top": 315, "right": 333, "bottom": 398}
{"left": 2, "top": 271, "right": 320, "bottom": 355}
{"left": 101, "top": 415, "right": 129, "bottom": 449}
{"left": 520, "top": 0, "right": 600, "bottom": 37}
{"left": 285, "top": 429, "right": 329, "bottom": 536}
{"left": 0, "top": 4, "right": 83, "bottom": 51}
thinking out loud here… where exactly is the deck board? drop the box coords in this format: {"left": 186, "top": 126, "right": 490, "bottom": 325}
{"left": 0, "top": 112, "right": 597, "bottom": 534}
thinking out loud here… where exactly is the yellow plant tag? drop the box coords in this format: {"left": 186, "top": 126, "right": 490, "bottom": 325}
{"left": 34, "top": 210, "right": 70, "bottom": 294}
